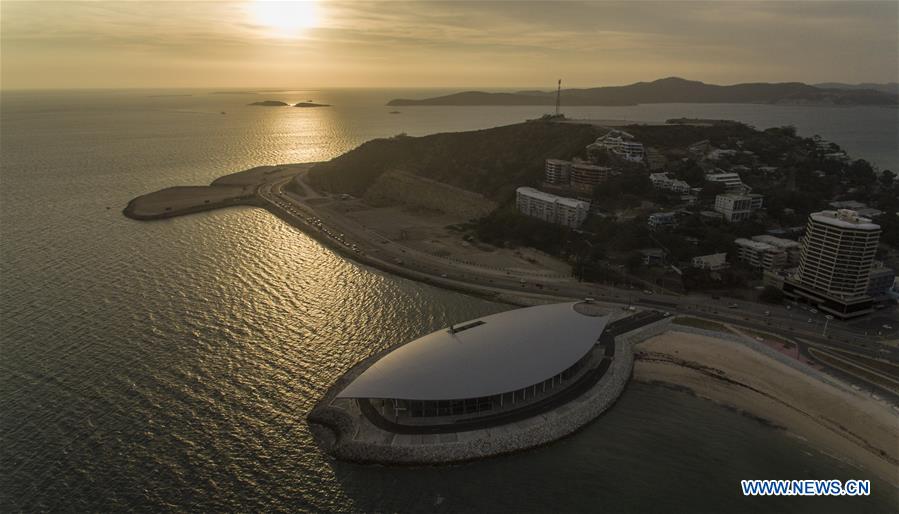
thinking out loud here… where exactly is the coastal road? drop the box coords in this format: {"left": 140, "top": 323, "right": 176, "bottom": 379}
{"left": 255, "top": 172, "right": 899, "bottom": 366}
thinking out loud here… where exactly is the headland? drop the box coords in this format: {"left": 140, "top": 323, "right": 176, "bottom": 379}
{"left": 124, "top": 120, "right": 898, "bottom": 476}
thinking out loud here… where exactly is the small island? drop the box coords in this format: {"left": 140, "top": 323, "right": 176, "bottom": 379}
{"left": 294, "top": 102, "right": 330, "bottom": 108}
{"left": 248, "top": 100, "right": 289, "bottom": 106}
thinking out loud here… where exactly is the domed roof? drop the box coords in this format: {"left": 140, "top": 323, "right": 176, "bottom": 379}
{"left": 337, "top": 302, "right": 608, "bottom": 401}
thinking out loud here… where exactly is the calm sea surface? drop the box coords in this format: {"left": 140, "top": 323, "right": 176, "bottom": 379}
{"left": 1, "top": 90, "right": 897, "bottom": 512}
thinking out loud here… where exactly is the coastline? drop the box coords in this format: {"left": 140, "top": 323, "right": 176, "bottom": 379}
{"left": 122, "top": 164, "right": 311, "bottom": 220}
{"left": 633, "top": 328, "right": 899, "bottom": 484}
{"left": 307, "top": 309, "right": 669, "bottom": 465}
{"left": 125, "top": 163, "right": 899, "bottom": 478}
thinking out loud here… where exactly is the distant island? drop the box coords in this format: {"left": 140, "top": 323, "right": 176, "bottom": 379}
{"left": 294, "top": 102, "right": 330, "bottom": 108}
{"left": 814, "top": 82, "right": 899, "bottom": 95}
{"left": 387, "top": 77, "right": 899, "bottom": 106}
{"left": 248, "top": 100, "right": 289, "bottom": 106}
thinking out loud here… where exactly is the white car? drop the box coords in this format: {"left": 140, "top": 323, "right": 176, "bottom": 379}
{"left": 884, "top": 324, "right": 894, "bottom": 330}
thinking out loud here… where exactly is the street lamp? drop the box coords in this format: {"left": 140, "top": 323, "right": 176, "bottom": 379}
{"left": 823, "top": 314, "right": 834, "bottom": 337}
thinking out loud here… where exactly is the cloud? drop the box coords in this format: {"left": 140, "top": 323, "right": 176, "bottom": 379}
{"left": 1, "top": 0, "right": 896, "bottom": 88}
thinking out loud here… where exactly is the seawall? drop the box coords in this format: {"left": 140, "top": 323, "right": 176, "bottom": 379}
{"left": 307, "top": 316, "right": 672, "bottom": 465}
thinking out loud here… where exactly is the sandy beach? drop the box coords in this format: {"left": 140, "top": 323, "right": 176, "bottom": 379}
{"left": 634, "top": 330, "right": 899, "bottom": 483}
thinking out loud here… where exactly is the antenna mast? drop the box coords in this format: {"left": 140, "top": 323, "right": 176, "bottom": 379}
{"left": 555, "top": 79, "right": 561, "bottom": 116}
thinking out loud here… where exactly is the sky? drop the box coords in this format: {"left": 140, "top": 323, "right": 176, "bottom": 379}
{"left": 1, "top": 0, "right": 897, "bottom": 90}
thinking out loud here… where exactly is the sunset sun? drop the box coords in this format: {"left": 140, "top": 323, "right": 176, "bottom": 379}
{"left": 248, "top": 0, "right": 319, "bottom": 37}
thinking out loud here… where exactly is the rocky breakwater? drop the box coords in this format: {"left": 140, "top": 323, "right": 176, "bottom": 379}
{"left": 308, "top": 311, "right": 671, "bottom": 465}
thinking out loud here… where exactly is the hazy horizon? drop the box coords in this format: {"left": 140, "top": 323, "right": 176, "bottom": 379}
{"left": 3, "top": 77, "right": 899, "bottom": 93}
{"left": 2, "top": 1, "right": 897, "bottom": 90}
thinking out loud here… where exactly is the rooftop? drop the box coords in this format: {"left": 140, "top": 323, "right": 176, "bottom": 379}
{"left": 810, "top": 209, "right": 880, "bottom": 231}
{"left": 517, "top": 187, "right": 590, "bottom": 209}
{"left": 735, "top": 238, "right": 776, "bottom": 252}
{"left": 751, "top": 235, "right": 799, "bottom": 249}
{"left": 337, "top": 303, "right": 609, "bottom": 401}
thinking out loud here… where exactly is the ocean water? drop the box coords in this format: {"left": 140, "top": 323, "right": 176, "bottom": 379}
{"left": 1, "top": 89, "right": 897, "bottom": 512}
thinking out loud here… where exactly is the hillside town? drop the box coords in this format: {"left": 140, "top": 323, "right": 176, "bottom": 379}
{"left": 511, "top": 124, "right": 897, "bottom": 319}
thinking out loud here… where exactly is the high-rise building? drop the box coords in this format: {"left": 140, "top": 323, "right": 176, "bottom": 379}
{"left": 516, "top": 187, "right": 590, "bottom": 228}
{"left": 544, "top": 159, "right": 571, "bottom": 184}
{"left": 570, "top": 162, "right": 611, "bottom": 193}
{"left": 782, "top": 209, "right": 881, "bottom": 318}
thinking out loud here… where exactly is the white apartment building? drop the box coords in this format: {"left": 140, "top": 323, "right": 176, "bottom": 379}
{"left": 516, "top": 187, "right": 590, "bottom": 228}
{"left": 714, "top": 193, "right": 764, "bottom": 222}
{"left": 544, "top": 159, "right": 571, "bottom": 185}
{"left": 692, "top": 253, "right": 728, "bottom": 271}
{"left": 783, "top": 209, "right": 881, "bottom": 318}
{"left": 649, "top": 173, "right": 692, "bottom": 194}
{"left": 588, "top": 130, "right": 644, "bottom": 162}
{"left": 734, "top": 238, "right": 787, "bottom": 270}
{"left": 751, "top": 235, "right": 800, "bottom": 267}
{"left": 705, "top": 172, "right": 749, "bottom": 194}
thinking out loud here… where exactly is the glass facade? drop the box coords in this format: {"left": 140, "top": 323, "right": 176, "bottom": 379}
{"left": 381, "top": 349, "right": 595, "bottom": 422}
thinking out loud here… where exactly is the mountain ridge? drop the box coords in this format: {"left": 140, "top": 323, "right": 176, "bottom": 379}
{"left": 387, "top": 77, "right": 898, "bottom": 106}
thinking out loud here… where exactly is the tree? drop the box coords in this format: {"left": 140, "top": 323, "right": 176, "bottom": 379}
{"left": 698, "top": 181, "right": 727, "bottom": 202}
{"left": 846, "top": 159, "right": 876, "bottom": 187}
{"left": 625, "top": 251, "right": 644, "bottom": 273}
{"left": 671, "top": 159, "right": 706, "bottom": 187}
{"left": 759, "top": 286, "right": 784, "bottom": 304}
{"left": 880, "top": 169, "right": 895, "bottom": 189}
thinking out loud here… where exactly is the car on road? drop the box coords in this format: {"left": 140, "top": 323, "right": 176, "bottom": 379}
{"left": 643, "top": 290, "right": 653, "bottom": 295}
{"left": 764, "top": 311, "right": 770, "bottom": 316}
{"left": 884, "top": 324, "right": 894, "bottom": 330}
{"left": 810, "top": 309, "right": 818, "bottom": 314}
{"left": 728, "top": 303, "right": 738, "bottom": 309}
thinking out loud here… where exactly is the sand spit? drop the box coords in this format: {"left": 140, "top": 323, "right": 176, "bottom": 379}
{"left": 123, "top": 164, "right": 310, "bottom": 220}
{"left": 634, "top": 329, "right": 899, "bottom": 483}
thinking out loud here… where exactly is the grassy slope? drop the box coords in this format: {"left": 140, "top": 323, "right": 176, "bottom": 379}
{"left": 307, "top": 122, "right": 599, "bottom": 202}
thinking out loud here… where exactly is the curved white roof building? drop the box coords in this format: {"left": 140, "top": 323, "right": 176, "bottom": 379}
{"left": 338, "top": 303, "right": 608, "bottom": 404}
